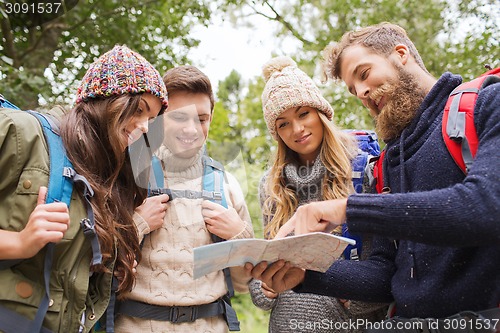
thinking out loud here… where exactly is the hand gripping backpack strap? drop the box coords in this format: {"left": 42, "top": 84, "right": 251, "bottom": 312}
{"left": 28, "top": 112, "right": 101, "bottom": 333}
{"left": 0, "top": 105, "right": 101, "bottom": 332}
{"left": 442, "top": 68, "right": 500, "bottom": 174}
{"left": 0, "top": 105, "right": 58, "bottom": 333}
{"left": 0, "top": 112, "right": 71, "bottom": 333}
{"left": 142, "top": 154, "right": 239, "bottom": 330}
{"left": 30, "top": 112, "right": 102, "bottom": 264}
{"left": 26, "top": 112, "right": 76, "bottom": 333}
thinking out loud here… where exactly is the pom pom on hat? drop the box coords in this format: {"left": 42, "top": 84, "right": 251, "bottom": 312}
{"left": 261, "top": 56, "right": 333, "bottom": 140}
{"left": 75, "top": 45, "right": 168, "bottom": 108}
{"left": 262, "top": 56, "right": 297, "bottom": 82}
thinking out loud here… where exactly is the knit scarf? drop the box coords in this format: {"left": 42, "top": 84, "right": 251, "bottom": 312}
{"left": 283, "top": 155, "right": 326, "bottom": 205}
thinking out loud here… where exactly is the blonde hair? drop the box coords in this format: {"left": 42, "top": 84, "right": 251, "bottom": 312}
{"left": 262, "top": 112, "right": 357, "bottom": 239}
{"left": 322, "top": 22, "right": 428, "bottom": 81}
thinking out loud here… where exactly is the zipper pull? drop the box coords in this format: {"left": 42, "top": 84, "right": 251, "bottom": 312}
{"left": 409, "top": 249, "right": 416, "bottom": 279}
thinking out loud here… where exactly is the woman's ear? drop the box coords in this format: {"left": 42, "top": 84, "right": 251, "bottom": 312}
{"left": 393, "top": 44, "right": 410, "bottom": 65}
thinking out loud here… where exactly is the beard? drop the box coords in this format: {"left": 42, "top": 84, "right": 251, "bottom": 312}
{"left": 371, "top": 67, "right": 427, "bottom": 141}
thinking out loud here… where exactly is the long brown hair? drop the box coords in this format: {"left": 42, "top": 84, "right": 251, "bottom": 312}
{"left": 60, "top": 94, "right": 152, "bottom": 294}
{"left": 263, "top": 113, "right": 357, "bottom": 238}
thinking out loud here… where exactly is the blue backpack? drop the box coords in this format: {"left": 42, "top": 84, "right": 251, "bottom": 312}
{"left": 116, "top": 153, "right": 240, "bottom": 331}
{"left": 148, "top": 154, "right": 228, "bottom": 209}
{"left": 342, "top": 130, "right": 381, "bottom": 261}
{"left": 0, "top": 96, "right": 103, "bottom": 333}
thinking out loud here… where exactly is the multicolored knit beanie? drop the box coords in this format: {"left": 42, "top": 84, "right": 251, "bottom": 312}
{"left": 261, "top": 56, "right": 333, "bottom": 140}
{"left": 75, "top": 45, "right": 168, "bottom": 108}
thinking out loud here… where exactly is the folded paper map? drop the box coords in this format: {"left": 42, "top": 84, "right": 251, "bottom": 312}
{"left": 193, "top": 232, "right": 356, "bottom": 279}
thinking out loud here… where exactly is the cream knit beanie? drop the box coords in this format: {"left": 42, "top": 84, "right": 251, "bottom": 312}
{"left": 261, "top": 56, "right": 333, "bottom": 139}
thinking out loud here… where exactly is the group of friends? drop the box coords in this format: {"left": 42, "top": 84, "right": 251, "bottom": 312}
{"left": 0, "top": 22, "right": 498, "bottom": 333}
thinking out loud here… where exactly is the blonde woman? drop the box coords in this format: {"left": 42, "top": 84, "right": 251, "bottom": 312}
{"left": 248, "top": 56, "right": 387, "bottom": 333}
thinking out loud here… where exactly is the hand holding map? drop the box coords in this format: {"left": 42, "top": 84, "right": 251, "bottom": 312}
{"left": 193, "top": 232, "right": 355, "bottom": 279}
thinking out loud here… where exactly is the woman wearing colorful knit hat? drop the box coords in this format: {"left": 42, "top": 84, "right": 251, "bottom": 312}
{"left": 249, "top": 56, "right": 387, "bottom": 332}
{"left": 0, "top": 44, "right": 168, "bottom": 332}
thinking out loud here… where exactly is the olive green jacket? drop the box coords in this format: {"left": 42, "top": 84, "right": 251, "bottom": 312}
{"left": 0, "top": 108, "right": 114, "bottom": 332}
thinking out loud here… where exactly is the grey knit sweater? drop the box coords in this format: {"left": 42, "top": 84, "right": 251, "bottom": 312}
{"left": 249, "top": 156, "right": 387, "bottom": 333}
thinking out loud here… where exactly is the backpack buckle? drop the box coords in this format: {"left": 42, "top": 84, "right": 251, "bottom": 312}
{"left": 63, "top": 167, "right": 76, "bottom": 178}
{"left": 185, "top": 190, "right": 199, "bottom": 199}
{"left": 170, "top": 306, "right": 197, "bottom": 323}
{"left": 201, "top": 191, "right": 223, "bottom": 202}
{"left": 149, "top": 189, "right": 161, "bottom": 197}
{"left": 213, "top": 191, "right": 223, "bottom": 201}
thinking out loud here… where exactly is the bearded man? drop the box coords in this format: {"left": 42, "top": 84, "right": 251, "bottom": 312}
{"left": 246, "top": 22, "right": 500, "bottom": 333}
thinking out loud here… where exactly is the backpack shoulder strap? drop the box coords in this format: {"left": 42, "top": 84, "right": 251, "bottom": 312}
{"left": 0, "top": 94, "right": 21, "bottom": 110}
{"left": 0, "top": 98, "right": 74, "bottom": 205}
{"left": 132, "top": 153, "right": 240, "bottom": 330}
{"left": 148, "top": 154, "right": 229, "bottom": 206}
{"left": 442, "top": 68, "right": 500, "bottom": 174}
{"left": 373, "top": 149, "right": 387, "bottom": 194}
{"left": 149, "top": 155, "right": 165, "bottom": 191}
{"left": 201, "top": 155, "right": 228, "bottom": 209}
{"left": 29, "top": 112, "right": 74, "bottom": 206}
{"left": 202, "top": 154, "right": 240, "bottom": 330}
{"left": 0, "top": 109, "right": 102, "bottom": 333}
{"left": 14, "top": 111, "right": 75, "bottom": 333}
{"left": 29, "top": 112, "right": 101, "bottom": 266}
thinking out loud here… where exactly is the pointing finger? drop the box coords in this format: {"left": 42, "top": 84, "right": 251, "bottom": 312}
{"left": 275, "top": 220, "right": 295, "bottom": 239}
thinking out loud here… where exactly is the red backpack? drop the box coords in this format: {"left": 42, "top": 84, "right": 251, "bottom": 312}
{"left": 374, "top": 67, "right": 500, "bottom": 193}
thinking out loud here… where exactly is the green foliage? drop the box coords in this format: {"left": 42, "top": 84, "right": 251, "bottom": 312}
{"left": 232, "top": 292, "right": 269, "bottom": 333}
{"left": 208, "top": 71, "right": 273, "bottom": 234}
{"left": 220, "top": 0, "right": 499, "bottom": 131}
{"left": 2, "top": 0, "right": 498, "bottom": 328}
{"left": 0, "top": 0, "right": 212, "bottom": 108}
{"left": 208, "top": 71, "right": 273, "bottom": 169}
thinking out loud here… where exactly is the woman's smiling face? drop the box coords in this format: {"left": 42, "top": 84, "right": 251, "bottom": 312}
{"left": 120, "top": 93, "right": 163, "bottom": 150}
{"left": 276, "top": 106, "right": 324, "bottom": 165}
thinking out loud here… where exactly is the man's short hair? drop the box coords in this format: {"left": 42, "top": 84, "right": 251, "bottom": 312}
{"left": 322, "top": 22, "right": 427, "bottom": 80}
{"left": 163, "top": 65, "right": 215, "bottom": 112}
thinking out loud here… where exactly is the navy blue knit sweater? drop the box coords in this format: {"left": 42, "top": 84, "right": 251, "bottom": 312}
{"left": 295, "top": 73, "right": 500, "bottom": 318}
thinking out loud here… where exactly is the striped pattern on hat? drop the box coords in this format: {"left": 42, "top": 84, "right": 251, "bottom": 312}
{"left": 261, "top": 56, "right": 333, "bottom": 139}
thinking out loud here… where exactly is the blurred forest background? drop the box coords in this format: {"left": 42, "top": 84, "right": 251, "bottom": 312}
{"left": 1, "top": 0, "right": 499, "bottom": 331}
